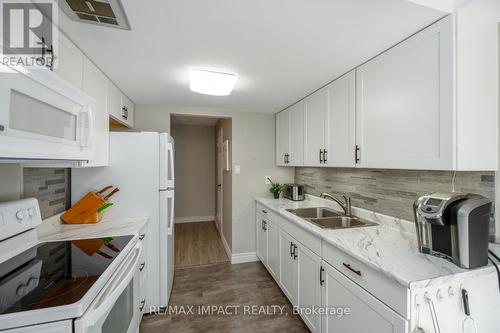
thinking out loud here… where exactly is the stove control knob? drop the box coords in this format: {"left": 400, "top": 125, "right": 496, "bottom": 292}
{"left": 28, "top": 207, "right": 36, "bottom": 217}
{"left": 16, "top": 209, "right": 27, "bottom": 221}
{"left": 16, "top": 284, "right": 28, "bottom": 296}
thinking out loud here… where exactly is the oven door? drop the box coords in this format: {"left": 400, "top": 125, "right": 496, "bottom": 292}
{"left": 0, "top": 63, "right": 95, "bottom": 161}
{"left": 74, "top": 242, "right": 142, "bottom": 333}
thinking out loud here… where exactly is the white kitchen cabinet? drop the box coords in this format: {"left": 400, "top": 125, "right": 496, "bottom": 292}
{"left": 276, "top": 110, "right": 289, "bottom": 166}
{"left": 297, "top": 244, "right": 322, "bottom": 333}
{"left": 279, "top": 231, "right": 298, "bottom": 305}
{"left": 53, "top": 32, "right": 83, "bottom": 89}
{"left": 80, "top": 58, "right": 109, "bottom": 167}
{"left": 266, "top": 220, "right": 280, "bottom": 279}
{"left": 256, "top": 217, "right": 267, "bottom": 263}
{"left": 325, "top": 70, "right": 356, "bottom": 167}
{"left": 108, "top": 82, "right": 134, "bottom": 128}
{"left": 321, "top": 261, "right": 408, "bottom": 333}
{"left": 304, "top": 88, "right": 328, "bottom": 166}
{"left": 276, "top": 101, "right": 304, "bottom": 166}
{"left": 355, "top": 15, "right": 455, "bottom": 171}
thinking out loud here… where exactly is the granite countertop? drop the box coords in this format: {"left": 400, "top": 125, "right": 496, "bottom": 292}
{"left": 255, "top": 195, "right": 496, "bottom": 289}
{"left": 37, "top": 213, "right": 149, "bottom": 242}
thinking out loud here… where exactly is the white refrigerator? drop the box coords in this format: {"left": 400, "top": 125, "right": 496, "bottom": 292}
{"left": 72, "top": 132, "right": 175, "bottom": 311}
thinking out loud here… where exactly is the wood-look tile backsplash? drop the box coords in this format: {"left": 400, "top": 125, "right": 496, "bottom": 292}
{"left": 22, "top": 168, "right": 71, "bottom": 219}
{"left": 295, "top": 168, "right": 496, "bottom": 237}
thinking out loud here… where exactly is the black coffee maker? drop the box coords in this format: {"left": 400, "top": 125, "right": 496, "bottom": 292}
{"left": 413, "top": 192, "right": 492, "bottom": 269}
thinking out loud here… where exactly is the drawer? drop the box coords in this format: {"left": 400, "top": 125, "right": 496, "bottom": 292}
{"left": 275, "top": 215, "right": 321, "bottom": 256}
{"left": 256, "top": 202, "right": 278, "bottom": 221}
{"left": 322, "top": 241, "right": 409, "bottom": 318}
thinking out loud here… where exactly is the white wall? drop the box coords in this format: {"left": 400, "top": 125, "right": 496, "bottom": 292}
{"left": 171, "top": 124, "right": 216, "bottom": 222}
{"left": 0, "top": 165, "right": 22, "bottom": 202}
{"left": 133, "top": 104, "right": 294, "bottom": 255}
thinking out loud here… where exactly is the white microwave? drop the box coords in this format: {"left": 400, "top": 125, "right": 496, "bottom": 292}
{"left": 0, "top": 63, "right": 95, "bottom": 161}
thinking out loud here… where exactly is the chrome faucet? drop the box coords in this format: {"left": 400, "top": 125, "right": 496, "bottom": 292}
{"left": 320, "top": 192, "right": 352, "bottom": 216}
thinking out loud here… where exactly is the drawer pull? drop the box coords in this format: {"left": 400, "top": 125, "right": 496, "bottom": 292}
{"left": 342, "top": 262, "right": 361, "bottom": 276}
{"left": 262, "top": 210, "right": 268, "bottom": 214}
{"left": 290, "top": 242, "right": 294, "bottom": 258}
{"left": 139, "top": 234, "right": 146, "bottom": 240}
{"left": 139, "top": 299, "right": 146, "bottom": 311}
{"left": 139, "top": 262, "right": 146, "bottom": 271}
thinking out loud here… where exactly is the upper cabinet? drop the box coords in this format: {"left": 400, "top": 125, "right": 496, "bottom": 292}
{"left": 355, "top": 17, "right": 454, "bottom": 170}
{"left": 276, "top": 101, "right": 304, "bottom": 166}
{"left": 53, "top": 32, "right": 84, "bottom": 89}
{"left": 81, "top": 58, "right": 109, "bottom": 167}
{"left": 108, "top": 83, "right": 135, "bottom": 128}
{"left": 276, "top": 13, "right": 498, "bottom": 171}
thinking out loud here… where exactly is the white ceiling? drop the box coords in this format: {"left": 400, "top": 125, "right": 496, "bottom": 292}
{"left": 171, "top": 115, "right": 221, "bottom": 126}
{"left": 57, "top": 0, "right": 445, "bottom": 113}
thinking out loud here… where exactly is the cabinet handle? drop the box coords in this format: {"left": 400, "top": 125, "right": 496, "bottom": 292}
{"left": 342, "top": 262, "right": 362, "bottom": 276}
{"left": 139, "top": 299, "right": 146, "bottom": 311}
{"left": 323, "top": 149, "right": 328, "bottom": 163}
{"left": 319, "top": 149, "right": 324, "bottom": 164}
{"left": 139, "top": 262, "right": 146, "bottom": 271}
{"left": 320, "top": 266, "right": 325, "bottom": 286}
{"left": 287, "top": 153, "right": 290, "bottom": 164}
{"left": 121, "top": 106, "right": 129, "bottom": 120}
{"left": 139, "top": 234, "right": 146, "bottom": 240}
{"left": 293, "top": 244, "right": 298, "bottom": 260}
{"left": 262, "top": 221, "right": 267, "bottom": 231}
{"left": 355, "top": 145, "right": 360, "bottom": 164}
{"left": 290, "top": 242, "right": 294, "bottom": 258}
{"left": 262, "top": 210, "right": 267, "bottom": 214}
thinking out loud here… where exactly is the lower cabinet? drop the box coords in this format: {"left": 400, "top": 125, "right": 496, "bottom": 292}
{"left": 321, "top": 261, "right": 407, "bottom": 333}
{"left": 256, "top": 216, "right": 280, "bottom": 280}
{"left": 297, "top": 244, "right": 322, "bottom": 333}
{"left": 256, "top": 217, "right": 267, "bottom": 263}
{"left": 279, "top": 231, "right": 298, "bottom": 305}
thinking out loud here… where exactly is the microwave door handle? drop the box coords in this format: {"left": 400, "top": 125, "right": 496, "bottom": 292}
{"left": 80, "top": 107, "right": 94, "bottom": 148}
{"left": 89, "top": 244, "right": 141, "bottom": 325}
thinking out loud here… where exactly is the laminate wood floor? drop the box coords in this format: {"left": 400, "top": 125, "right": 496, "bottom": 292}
{"left": 175, "top": 221, "right": 230, "bottom": 269}
{"left": 140, "top": 262, "right": 309, "bottom": 333}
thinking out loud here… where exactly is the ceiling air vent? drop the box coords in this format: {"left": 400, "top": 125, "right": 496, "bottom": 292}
{"left": 59, "top": 0, "right": 130, "bottom": 30}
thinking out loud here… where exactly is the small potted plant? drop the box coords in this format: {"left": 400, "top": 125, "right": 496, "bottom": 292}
{"left": 269, "top": 183, "right": 283, "bottom": 199}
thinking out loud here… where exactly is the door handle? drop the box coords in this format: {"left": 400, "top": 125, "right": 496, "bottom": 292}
{"left": 139, "top": 262, "right": 146, "bottom": 271}
{"left": 355, "top": 145, "right": 360, "bottom": 164}
{"left": 293, "top": 244, "right": 298, "bottom": 260}
{"left": 139, "top": 299, "right": 146, "bottom": 311}
{"left": 290, "top": 242, "right": 294, "bottom": 258}
{"left": 323, "top": 149, "right": 328, "bottom": 163}
{"left": 139, "top": 234, "right": 146, "bottom": 240}
{"left": 319, "top": 149, "right": 324, "bottom": 164}
{"left": 320, "top": 266, "right": 325, "bottom": 286}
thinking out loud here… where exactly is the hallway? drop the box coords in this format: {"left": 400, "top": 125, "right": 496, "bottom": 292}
{"left": 175, "top": 221, "right": 230, "bottom": 269}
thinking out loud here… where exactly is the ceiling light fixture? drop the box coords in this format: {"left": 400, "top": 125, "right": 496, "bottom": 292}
{"left": 189, "top": 69, "right": 238, "bottom": 96}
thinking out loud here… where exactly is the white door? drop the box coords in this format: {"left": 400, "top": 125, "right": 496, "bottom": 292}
{"left": 297, "top": 245, "right": 322, "bottom": 333}
{"left": 325, "top": 70, "right": 356, "bottom": 167}
{"left": 288, "top": 101, "right": 304, "bottom": 166}
{"left": 81, "top": 57, "right": 109, "bottom": 167}
{"left": 304, "top": 88, "right": 328, "bottom": 166}
{"left": 266, "top": 220, "right": 280, "bottom": 280}
{"left": 279, "top": 231, "right": 298, "bottom": 305}
{"left": 216, "top": 128, "right": 223, "bottom": 232}
{"left": 321, "top": 261, "right": 408, "bottom": 333}
{"left": 355, "top": 16, "right": 453, "bottom": 170}
{"left": 276, "top": 110, "right": 290, "bottom": 166}
{"left": 256, "top": 217, "right": 267, "bottom": 264}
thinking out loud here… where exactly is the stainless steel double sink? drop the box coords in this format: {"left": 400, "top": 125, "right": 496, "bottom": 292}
{"left": 285, "top": 207, "right": 377, "bottom": 230}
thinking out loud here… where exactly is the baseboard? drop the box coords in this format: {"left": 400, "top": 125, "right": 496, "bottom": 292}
{"left": 174, "top": 215, "right": 215, "bottom": 224}
{"left": 231, "top": 252, "right": 259, "bottom": 264}
{"left": 221, "top": 233, "right": 232, "bottom": 260}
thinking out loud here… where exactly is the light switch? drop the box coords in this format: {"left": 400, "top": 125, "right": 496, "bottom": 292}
{"left": 234, "top": 165, "right": 241, "bottom": 175}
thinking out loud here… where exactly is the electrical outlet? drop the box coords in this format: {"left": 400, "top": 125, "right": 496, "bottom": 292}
{"left": 265, "top": 176, "right": 272, "bottom": 184}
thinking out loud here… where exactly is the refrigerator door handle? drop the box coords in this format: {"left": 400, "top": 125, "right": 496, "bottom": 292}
{"left": 167, "top": 142, "right": 175, "bottom": 189}
{"left": 167, "top": 192, "right": 174, "bottom": 236}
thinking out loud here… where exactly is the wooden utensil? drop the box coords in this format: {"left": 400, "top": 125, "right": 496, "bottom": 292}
{"left": 61, "top": 186, "right": 118, "bottom": 224}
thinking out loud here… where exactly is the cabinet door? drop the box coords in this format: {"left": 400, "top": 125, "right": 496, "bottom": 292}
{"left": 279, "top": 231, "right": 298, "bottom": 305}
{"left": 355, "top": 17, "right": 453, "bottom": 170}
{"left": 321, "top": 261, "right": 408, "bottom": 333}
{"left": 304, "top": 88, "right": 328, "bottom": 166}
{"left": 297, "top": 245, "right": 322, "bottom": 333}
{"left": 288, "top": 101, "right": 304, "bottom": 166}
{"left": 256, "top": 217, "right": 267, "bottom": 264}
{"left": 267, "top": 220, "right": 280, "bottom": 280}
{"left": 276, "top": 110, "right": 290, "bottom": 166}
{"left": 325, "top": 70, "right": 355, "bottom": 167}
{"left": 81, "top": 58, "right": 109, "bottom": 167}
{"left": 54, "top": 32, "right": 83, "bottom": 89}
{"left": 108, "top": 82, "right": 122, "bottom": 122}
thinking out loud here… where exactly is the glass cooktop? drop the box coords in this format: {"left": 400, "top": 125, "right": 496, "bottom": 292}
{"left": 0, "top": 235, "right": 133, "bottom": 315}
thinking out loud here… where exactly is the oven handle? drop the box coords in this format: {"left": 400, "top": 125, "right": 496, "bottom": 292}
{"left": 89, "top": 243, "right": 141, "bottom": 325}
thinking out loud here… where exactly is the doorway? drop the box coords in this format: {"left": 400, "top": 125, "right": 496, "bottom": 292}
{"left": 170, "top": 114, "right": 231, "bottom": 269}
